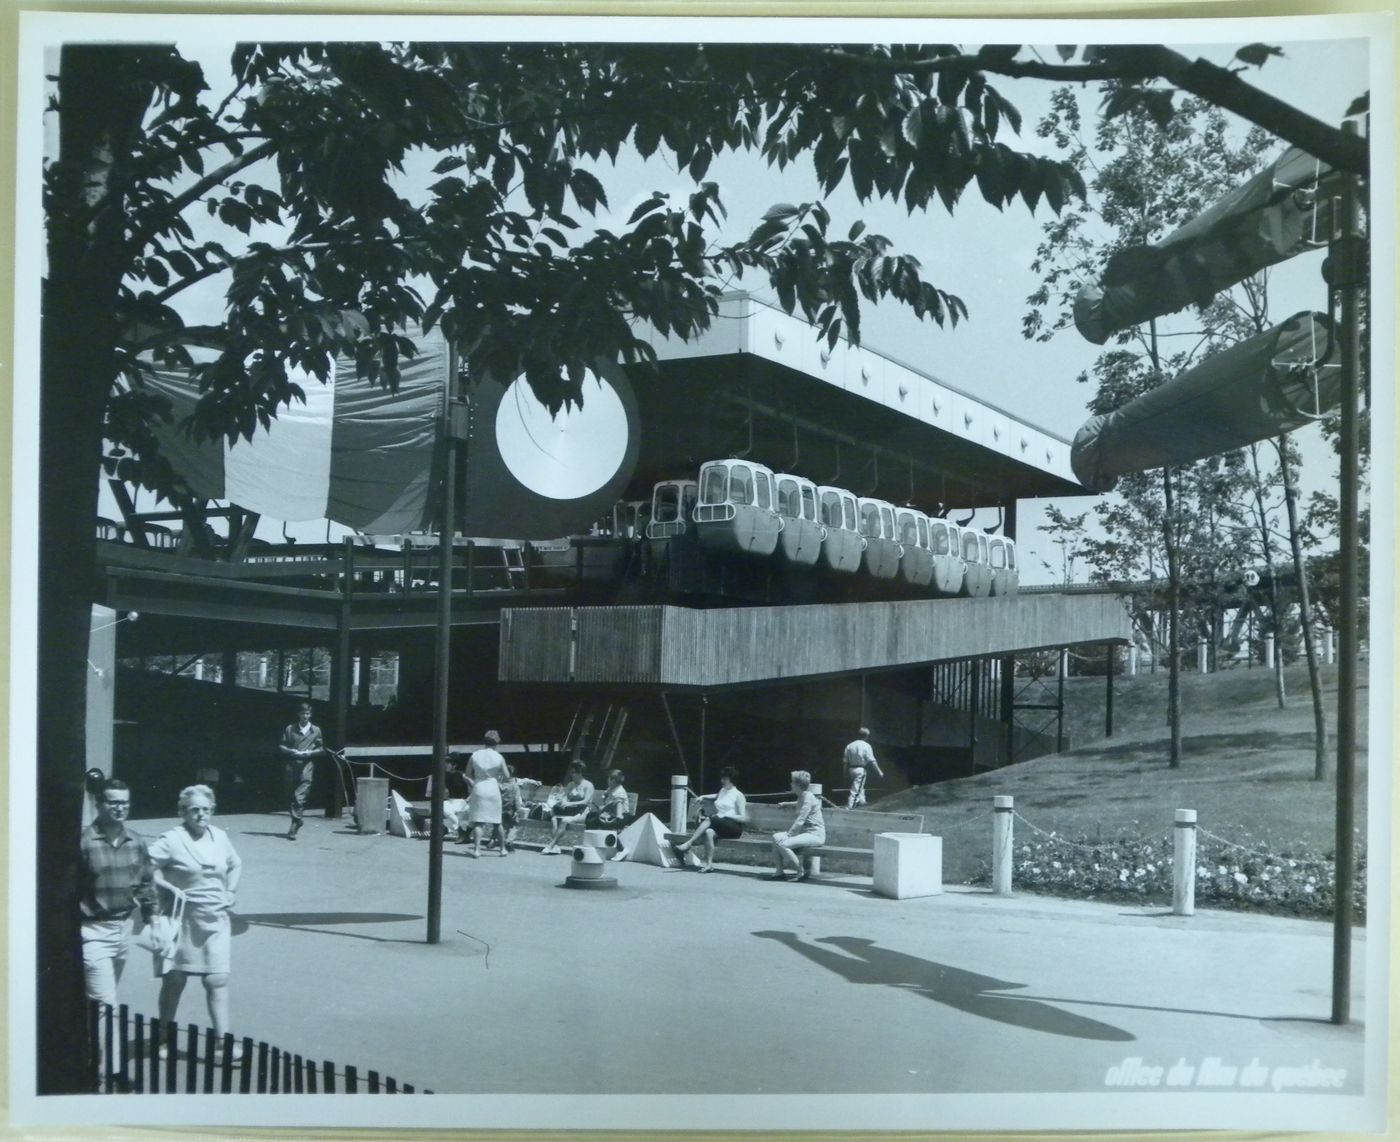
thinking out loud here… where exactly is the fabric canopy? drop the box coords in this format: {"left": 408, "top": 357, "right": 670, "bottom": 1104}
{"left": 140, "top": 328, "right": 641, "bottom": 540}
{"left": 1071, "top": 311, "right": 1340, "bottom": 492}
{"left": 1074, "top": 146, "right": 1340, "bottom": 345}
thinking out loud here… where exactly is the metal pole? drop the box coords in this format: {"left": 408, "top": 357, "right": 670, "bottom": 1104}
{"left": 1105, "top": 642, "right": 1114, "bottom": 738}
{"left": 330, "top": 538, "right": 353, "bottom": 819}
{"left": 427, "top": 344, "right": 462, "bottom": 946}
{"left": 698, "top": 692, "right": 708, "bottom": 795}
{"left": 1331, "top": 121, "right": 1363, "bottom": 1025}
{"left": 1056, "top": 650, "right": 1066, "bottom": 753}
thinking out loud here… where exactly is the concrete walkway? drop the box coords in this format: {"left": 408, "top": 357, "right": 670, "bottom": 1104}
{"left": 117, "top": 812, "right": 1366, "bottom": 1100}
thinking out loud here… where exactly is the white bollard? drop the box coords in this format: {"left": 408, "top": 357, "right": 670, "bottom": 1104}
{"left": 1173, "top": 809, "right": 1197, "bottom": 916}
{"left": 992, "top": 795, "right": 1014, "bottom": 895}
{"left": 1264, "top": 633, "right": 1275, "bottom": 669}
{"left": 669, "top": 775, "right": 688, "bottom": 835}
{"left": 809, "top": 784, "right": 823, "bottom": 875}
{"left": 1128, "top": 644, "right": 1138, "bottom": 676}
{"left": 1197, "top": 638, "right": 1208, "bottom": 674}
{"left": 1058, "top": 649, "right": 1069, "bottom": 677}
{"left": 1325, "top": 629, "right": 1336, "bottom": 665}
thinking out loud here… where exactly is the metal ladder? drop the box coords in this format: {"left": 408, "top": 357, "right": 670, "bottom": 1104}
{"left": 564, "top": 702, "right": 630, "bottom": 769}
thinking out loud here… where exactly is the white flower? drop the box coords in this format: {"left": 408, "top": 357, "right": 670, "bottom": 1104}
{"left": 1119, "top": 869, "right": 1129, "bottom": 881}
{"left": 1233, "top": 871, "right": 1248, "bottom": 885}
{"left": 1305, "top": 884, "right": 1315, "bottom": 893}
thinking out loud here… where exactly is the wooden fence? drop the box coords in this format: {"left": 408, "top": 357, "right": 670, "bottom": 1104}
{"left": 89, "top": 1002, "right": 429, "bottom": 1093}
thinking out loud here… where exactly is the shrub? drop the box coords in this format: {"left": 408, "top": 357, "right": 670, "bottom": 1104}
{"left": 965, "top": 830, "right": 1366, "bottom": 922}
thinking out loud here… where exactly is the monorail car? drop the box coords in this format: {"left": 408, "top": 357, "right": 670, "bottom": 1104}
{"left": 959, "top": 527, "right": 993, "bottom": 598}
{"left": 773, "top": 472, "right": 823, "bottom": 565}
{"left": 858, "top": 497, "right": 902, "bottom": 580}
{"left": 928, "top": 516, "right": 965, "bottom": 596}
{"left": 817, "top": 485, "right": 863, "bottom": 574}
{"left": 693, "top": 459, "right": 783, "bottom": 557}
{"left": 989, "top": 533, "right": 1019, "bottom": 596}
{"left": 895, "top": 506, "right": 934, "bottom": 589}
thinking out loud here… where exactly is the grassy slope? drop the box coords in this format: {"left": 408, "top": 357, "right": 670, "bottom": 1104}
{"left": 875, "top": 661, "right": 1371, "bottom": 886}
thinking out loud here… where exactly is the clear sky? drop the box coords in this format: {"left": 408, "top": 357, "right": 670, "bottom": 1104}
{"left": 95, "top": 24, "right": 1373, "bottom": 583}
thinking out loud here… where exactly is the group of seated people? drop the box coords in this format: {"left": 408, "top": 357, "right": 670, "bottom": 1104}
{"left": 534, "top": 762, "right": 632, "bottom": 855}
{"left": 668, "top": 768, "right": 824, "bottom": 880}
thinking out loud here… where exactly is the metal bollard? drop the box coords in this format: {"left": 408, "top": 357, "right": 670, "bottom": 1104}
{"left": 1173, "top": 809, "right": 1197, "bottom": 916}
{"left": 669, "top": 775, "right": 688, "bottom": 836}
{"left": 1325, "top": 629, "right": 1336, "bottom": 665}
{"left": 992, "top": 795, "right": 1014, "bottom": 895}
{"left": 1197, "top": 638, "right": 1208, "bottom": 674}
{"left": 1264, "top": 633, "right": 1275, "bottom": 669}
{"left": 809, "top": 783, "right": 823, "bottom": 876}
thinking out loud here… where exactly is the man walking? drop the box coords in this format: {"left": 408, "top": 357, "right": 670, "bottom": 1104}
{"left": 79, "top": 779, "right": 158, "bottom": 1012}
{"left": 279, "top": 701, "right": 324, "bottom": 840}
{"left": 842, "top": 727, "right": 883, "bottom": 809}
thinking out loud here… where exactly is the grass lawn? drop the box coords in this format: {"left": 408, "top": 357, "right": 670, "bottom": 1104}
{"left": 875, "top": 660, "right": 1371, "bottom": 895}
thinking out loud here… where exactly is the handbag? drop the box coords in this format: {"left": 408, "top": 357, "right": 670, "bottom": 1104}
{"left": 134, "top": 883, "right": 186, "bottom": 975}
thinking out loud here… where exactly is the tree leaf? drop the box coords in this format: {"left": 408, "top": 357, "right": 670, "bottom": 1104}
{"left": 433, "top": 154, "right": 468, "bottom": 174}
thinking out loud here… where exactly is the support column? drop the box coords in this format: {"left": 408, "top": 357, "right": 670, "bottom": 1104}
{"left": 1001, "top": 655, "right": 1015, "bottom": 765}
{"left": 1056, "top": 650, "right": 1066, "bottom": 753}
{"left": 329, "top": 537, "right": 354, "bottom": 819}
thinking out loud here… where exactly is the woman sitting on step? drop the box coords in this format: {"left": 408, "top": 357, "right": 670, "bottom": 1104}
{"left": 768, "top": 770, "right": 825, "bottom": 882}
{"left": 671, "top": 767, "right": 749, "bottom": 873}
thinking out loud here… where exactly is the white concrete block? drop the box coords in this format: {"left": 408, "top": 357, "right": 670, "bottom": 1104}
{"left": 873, "top": 832, "right": 943, "bottom": 900}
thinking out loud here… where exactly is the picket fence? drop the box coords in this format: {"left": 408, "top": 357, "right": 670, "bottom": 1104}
{"left": 89, "top": 1002, "right": 429, "bottom": 1093}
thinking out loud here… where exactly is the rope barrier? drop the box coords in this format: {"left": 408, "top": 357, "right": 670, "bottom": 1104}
{"left": 1012, "top": 811, "right": 1171, "bottom": 854}
{"left": 932, "top": 809, "right": 994, "bottom": 835}
{"left": 1196, "top": 827, "right": 1294, "bottom": 863}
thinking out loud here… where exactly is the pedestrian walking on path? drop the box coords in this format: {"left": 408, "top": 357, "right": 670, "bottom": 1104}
{"left": 467, "top": 730, "right": 509, "bottom": 858}
{"left": 842, "top": 727, "right": 883, "bottom": 808}
{"left": 149, "top": 784, "right": 243, "bottom": 1056}
{"left": 79, "top": 778, "right": 158, "bottom": 1010}
{"left": 278, "top": 702, "right": 323, "bottom": 840}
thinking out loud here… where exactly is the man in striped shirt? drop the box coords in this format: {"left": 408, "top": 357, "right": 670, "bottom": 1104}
{"left": 78, "top": 779, "right": 157, "bottom": 1008}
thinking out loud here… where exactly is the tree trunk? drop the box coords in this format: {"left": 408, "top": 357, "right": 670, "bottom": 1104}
{"left": 1247, "top": 443, "right": 1287, "bottom": 709}
{"left": 1278, "top": 435, "right": 1330, "bottom": 779}
{"left": 1163, "top": 466, "right": 1183, "bottom": 767}
{"left": 37, "top": 45, "right": 154, "bottom": 1094}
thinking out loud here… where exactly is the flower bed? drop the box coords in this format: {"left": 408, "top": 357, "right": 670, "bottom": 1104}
{"left": 965, "top": 830, "right": 1366, "bottom": 922}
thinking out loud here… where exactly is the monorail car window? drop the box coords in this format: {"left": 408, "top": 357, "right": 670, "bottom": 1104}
{"left": 1006, "top": 541, "right": 1016, "bottom": 569}
{"left": 754, "top": 469, "right": 772, "bottom": 510}
{"left": 917, "top": 515, "right": 929, "bottom": 548}
{"left": 843, "top": 496, "right": 857, "bottom": 531}
{"left": 962, "top": 530, "right": 980, "bottom": 562}
{"left": 931, "top": 520, "right": 950, "bottom": 555}
{"left": 777, "top": 478, "right": 800, "bottom": 518}
{"left": 897, "top": 511, "right": 918, "bottom": 546}
{"left": 978, "top": 533, "right": 989, "bottom": 563}
{"left": 653, "top": 484, "right": 681, "bottom": 523}
{"left": 801, "top": 484, "right": 816, "bottom": 522}
{"left": 821, "top": 490, "right": 843, "bottom": 527}
{"left": 859, "top": 501, "right": 881, "bottom": 539}
{"left": 880, "top": 504, "right": 895, "bottom": 540}
{"left": 990, "top": 537, "right": 1006, "bottom": 568}
{"left": 700, "top": 464, "right": 727, "bottom": 505}
{"left": 729, "top": 466, "right": 753, "bottom": 506}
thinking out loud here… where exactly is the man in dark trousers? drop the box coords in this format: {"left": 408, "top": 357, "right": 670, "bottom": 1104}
{"left": 279, "top": 701, "right": 324, "bottom": 840}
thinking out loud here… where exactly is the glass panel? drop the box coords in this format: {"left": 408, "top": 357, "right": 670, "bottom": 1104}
{"left": 844, "top": 498, "right": 857, "bottom": 531}
{"left": 1006, "top": 542, "right": 1016, "bottom": 570}
{"left": 917, "top": 516, "right": 929, "bottom": 547}
{"left": 990, "top": 539, "right": 1006, "bottom": 568}
{"left": 880, "top": 505, "right": 894, "bottom": 540}
{"left": 978, "top": 533, "right": 989, "bottom": 560}
{"left": 777, "top": 478, "right": 799, "bottom": 517}
{"left": 859, "top": 502, "right": 881, "bottom": 539}
{"left": 963, "top": 531, "right": 979, "bottom": 561}
{"left": 730, "top": 466, "right": 753, "bottom": 506}
{"left": 801, "top": 485, "right": 816, "bottom": 521}
{"left": 931, "top": 520, "right": 949, "bottom": 555}
{"left": 700, "top": 465, "right": 727, "bottom": 505}
{"left": 821, "top": 490, "right": 842, "bottom": 527}
{"left": 755, "top": 470, "right": 771, "bottom": 509}
{"left": 897, "top": 512, "right": 918, "bottom": 545}
{"left": 653, "top": 485, "right": 679, "bottom": 524}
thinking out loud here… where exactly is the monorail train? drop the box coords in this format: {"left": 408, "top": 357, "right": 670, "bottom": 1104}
{"left": 533, "top": 456, "right": 1017, "bottom": 598}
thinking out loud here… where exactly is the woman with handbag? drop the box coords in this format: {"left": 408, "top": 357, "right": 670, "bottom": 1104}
{"left": 149, "top": 784, "right": 243, "bottom": 1056}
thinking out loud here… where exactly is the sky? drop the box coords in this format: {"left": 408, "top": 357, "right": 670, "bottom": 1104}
{"left": 81, "top": 24, "right": 1374, "bottom": 585}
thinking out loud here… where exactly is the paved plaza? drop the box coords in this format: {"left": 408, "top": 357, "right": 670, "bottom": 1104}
{"left": 114, "top": 812, "right": 1366, "bottom": 1099}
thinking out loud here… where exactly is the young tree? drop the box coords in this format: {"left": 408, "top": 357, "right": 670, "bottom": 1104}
{"left": 1024, "top": 89, "right": 1279, "bottom": 766}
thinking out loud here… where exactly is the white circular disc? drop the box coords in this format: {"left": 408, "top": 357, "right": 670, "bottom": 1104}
{"left": 494, "top": 370, "right": 629, "bottom": 501}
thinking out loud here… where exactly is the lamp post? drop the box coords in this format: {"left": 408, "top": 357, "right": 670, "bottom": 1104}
{"left": 427, "top": 342, "right": 470, "bottom": 945}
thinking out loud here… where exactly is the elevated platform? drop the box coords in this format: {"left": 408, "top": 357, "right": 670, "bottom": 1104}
{"left": 498, "top": 593, "right": 1134, "bottom": 689}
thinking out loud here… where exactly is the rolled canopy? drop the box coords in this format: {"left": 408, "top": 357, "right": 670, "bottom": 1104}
{"left": 1071, "top": 311, "right": 1339, "bottom": 492}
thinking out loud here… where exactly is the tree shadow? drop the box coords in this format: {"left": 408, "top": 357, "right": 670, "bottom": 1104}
{"left": 752, "top": 931, "right": 1135, "bottom": 1042}
{"left": 233, "top": 911, "right": 424, "bottom": 944}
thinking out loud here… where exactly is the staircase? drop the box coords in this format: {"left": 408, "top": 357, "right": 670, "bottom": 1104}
{"left": 563, "top": 702, "right": 630, "bottom": 770}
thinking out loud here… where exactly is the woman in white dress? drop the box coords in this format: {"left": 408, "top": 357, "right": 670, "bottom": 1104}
{"left": 467, "top": 730, "right": 508, "bottom": 858}
{"left": 149, "top": 784, "right": 242, "bottom": 1053}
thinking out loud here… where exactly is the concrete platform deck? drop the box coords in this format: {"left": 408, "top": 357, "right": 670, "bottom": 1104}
{"left": 105, "top": 810, "right": 1370, "bottom": 1132}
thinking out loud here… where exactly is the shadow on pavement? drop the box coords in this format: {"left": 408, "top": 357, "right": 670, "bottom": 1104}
{"left": 753, "top": 931, "right": 1135, "bottom": 1042}
{"left": 233, "top": 911, "right": 424, "bottom": 945}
